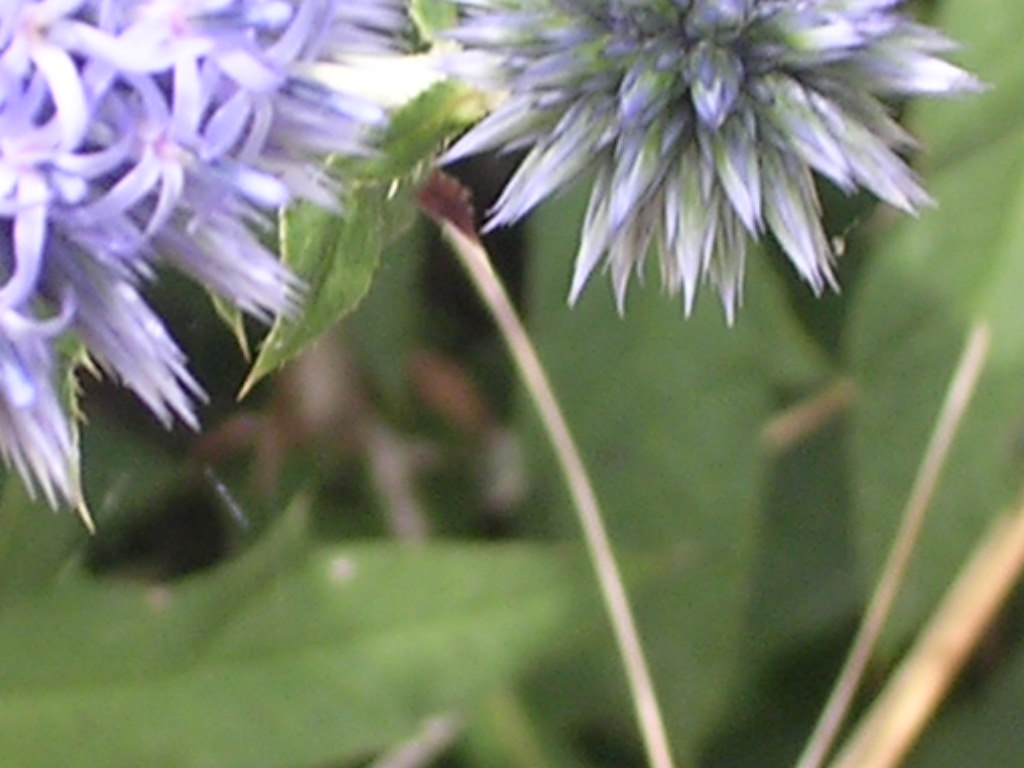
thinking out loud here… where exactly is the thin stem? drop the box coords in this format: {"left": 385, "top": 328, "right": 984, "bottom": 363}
{"left": 795, "top": 322, "right": 990, "bottom": 768}
{"left": 439, "top": 220, "right": 676, "bottom": 768}
{"left": 369, "top": 714, "right": 462, "bottom": 768}
{"left": 829, "top": 492, "right": 1024, "bottom": 768}
{"left": 760, "top": 378, "right": 857, "bottom": 452}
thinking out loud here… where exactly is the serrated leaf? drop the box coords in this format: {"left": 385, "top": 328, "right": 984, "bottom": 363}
{"left": 846, "top": 0, "right": 1024, "bottom": 649}
{"left": 348, "top": 218, "right": 428, "bottom": 409}
{"left": 0, "top": 508, "right": 584, "bottom": 768}
{"left": 243, "top": 80, "right": 485, "bottom": 395}
{"left": 210, "top": 295, "right": 251, "bottom": 361}
{"left": 364, "top": 80, "right": 490, "bottom": 182}
{"left": 242, "top": 186, "right": 387, "bottom": 394}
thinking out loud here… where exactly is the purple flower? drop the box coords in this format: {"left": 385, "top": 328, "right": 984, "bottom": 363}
{"left": 0, "top": 0, "right": 406, "bottom": 509}
{"left": 443, "top": 0, "right": 980, "bottom": 318}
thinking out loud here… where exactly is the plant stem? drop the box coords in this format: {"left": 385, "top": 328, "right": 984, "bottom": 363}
{"left": 760, "top": 378, "right": 857, "bottom": 452}
{"left": 829, "top": 492, "right": 1024, "bottom": 768}
{"left": 438, "top": 220, "right": 676, "bottom": 768}
{"left": 795, "top": 322, "right": 990, "bottom": 768}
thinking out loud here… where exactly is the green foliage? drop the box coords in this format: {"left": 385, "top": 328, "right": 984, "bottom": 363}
{"left": 520, "top": 183, "right": 830, "bottom": 760}
{"left": 848, "top": 0, "right": 1024, "bottom": 650}
{"left": 3, "top": 0, "right": 1023, "bottom": 767}
{"left": 0, "top": 480, "right": 85, "bottom": 604}
{"left": 243, "top": 80, "right": 484, "bottom": 393}
{"left": 244, "top": 184, "right": 387, "bottom": 393}
{"left": 0, "top": 506, "right": 583, "bottom": 767}
{"left": 410, "top": 0, "right": 459, "bottom": 42}
{"left": 367, "top": 81, "right": 489, "bottom": 181}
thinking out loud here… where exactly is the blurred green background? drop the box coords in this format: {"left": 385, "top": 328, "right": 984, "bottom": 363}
{"left": 2, "top": 1, "right": 1023, "bottom": 766}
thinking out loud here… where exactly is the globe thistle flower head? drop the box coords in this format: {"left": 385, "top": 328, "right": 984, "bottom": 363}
{"left": 0, "top": 0, "right": 407, "bottom": 509}
{"left": 443, "top": 0, "right": 980, "bottom": 318}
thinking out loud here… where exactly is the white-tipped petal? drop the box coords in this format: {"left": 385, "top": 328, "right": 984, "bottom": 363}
{"left": 442, "top": 0, "right": 976, "bottom": 314}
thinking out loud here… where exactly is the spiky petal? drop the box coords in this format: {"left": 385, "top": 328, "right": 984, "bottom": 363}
{"left": 0, "top": 0, "right": 407, "bottom": 507}
{"left": 443, "top": 0, "right": 980, "bottom": 318}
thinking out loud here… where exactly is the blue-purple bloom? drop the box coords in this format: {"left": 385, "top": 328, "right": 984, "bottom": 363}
{"left": 0, "top": 0, "right": 405, "bottom": 510}
{"left": 443, "top": 0, "right": 980, "bottom": 316}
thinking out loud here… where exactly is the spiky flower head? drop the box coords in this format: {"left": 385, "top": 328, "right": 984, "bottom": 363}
{"left": 443, "top": 0, "right": 979, "bottom": 316}
{"left": 0, "top": 0, "right": 406, "bottom": 509}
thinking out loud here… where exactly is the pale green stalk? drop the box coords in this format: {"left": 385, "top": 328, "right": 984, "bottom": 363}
{"left": 438, "top": 220, "right": 677, "bottom": 768}
{"left": 796, "top": 322, "right": 991, "bottom": 768}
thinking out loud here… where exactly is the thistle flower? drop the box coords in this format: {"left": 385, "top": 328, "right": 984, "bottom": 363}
{"left": 443, "top": 0, "right": 980, "bottom": 317}
{"left": 0, "top": 0, "right": 406, "bottom": 509}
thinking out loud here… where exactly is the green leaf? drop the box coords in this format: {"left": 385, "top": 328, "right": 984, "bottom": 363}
{"left": 846, "top": 0, "right": 1024, "bottom": 649}
{"left": 0, "top": 479, "right": 87, "bottom": 605}
{"left": 210, "top": 295, "right": 251, "bottom": 361}
{"left": 698, "top": 417, "right": 864, "bottom": 768}
{"left": 410, "top": 0, "right": 459, "bottom": 43}
{"left": 243, "top": 184, "right": 387, "bottom": 394}
{"left": 744, "top": 416, "right": 862, "bottom": 660}
{"left": 348, "top": 218, "right": 429, "bottom": 410}
{"left": 461, "top": 690, "right": 590, "bottom": 768}
{"left": 242, "top": 80, "right": 484, "bottom": 395}
{"left": 518, "top": 183, "right": 828, "bottom": 760}
{"left": 0, "top": 508, "right": 584, "bottom": 768}
{"left": 364, "top": 80, "right": 490, "bottom": 182}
